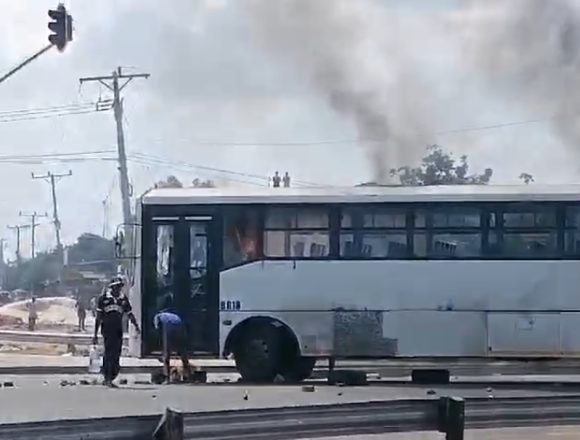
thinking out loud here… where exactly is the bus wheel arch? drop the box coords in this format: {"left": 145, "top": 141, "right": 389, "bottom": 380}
{"left": 225, "top": 316, "right": 312, "bottom": 382}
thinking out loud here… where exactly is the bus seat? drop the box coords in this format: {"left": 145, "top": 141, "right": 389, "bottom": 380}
{"left": 343, "top": 241, "right": 353, "bottom": 257}
{"left": 362, "top": 244, "right": 373, "bottom": 257}
{"left": 293, "top": 241, "right": 305, "bottom": 257}
{"left": 388, "top": 241, "right": 407, "bottom": 258}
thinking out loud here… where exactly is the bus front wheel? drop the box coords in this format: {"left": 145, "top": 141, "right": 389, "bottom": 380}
{"left": 234, "top": 324, "right": 281, "bottom": 383}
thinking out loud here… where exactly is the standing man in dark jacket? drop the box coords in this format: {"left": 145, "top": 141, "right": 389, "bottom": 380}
{"left": 93, "top": 277, "right": 140, "bottom": 387}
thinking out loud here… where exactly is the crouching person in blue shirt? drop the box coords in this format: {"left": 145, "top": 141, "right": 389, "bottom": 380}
{"left": 153, "top": 295, "right": 191, "bottom": 382}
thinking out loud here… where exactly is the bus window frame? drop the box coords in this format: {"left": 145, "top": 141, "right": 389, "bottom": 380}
{"left": 262, "top": 204, "right": 333, "bottom": 259}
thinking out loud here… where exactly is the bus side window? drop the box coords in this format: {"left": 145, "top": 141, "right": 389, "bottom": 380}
{"left": 223, "top": 208, "right": 260, "bottom": 268}
{"left": 264, "top": 208, "right": 330, "bottom": 258}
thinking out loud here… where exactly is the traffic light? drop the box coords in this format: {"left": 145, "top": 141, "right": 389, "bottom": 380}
{"left": 48, "top": 4, "right": 73, "bottom": 51}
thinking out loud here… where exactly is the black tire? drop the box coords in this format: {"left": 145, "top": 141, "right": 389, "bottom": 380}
{"left": 282, "top": 356, "right": 316, "bottom": 382}
{"left": 234, "top": 324, "right": 282, "bottom": 383}
{"left": 411, "top": 369, "right": 450, "bottom": 384}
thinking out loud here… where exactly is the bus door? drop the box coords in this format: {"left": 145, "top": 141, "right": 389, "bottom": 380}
{"left": 186, "top": 217, "right": 219, "bottom": 355}
{"left": 146, "top": 216, "right": 218, "bottom": 356}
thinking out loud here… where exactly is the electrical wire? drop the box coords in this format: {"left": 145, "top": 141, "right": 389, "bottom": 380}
{"left": 0, "top": 101, "right": 107, "bottom": 116}
{"left": 131, "top": 114, "right": 558, "bottom": 149}
{"left": 130, "top": 152, "right": 326, "bottom": 188}
{"left": 0, "top": 150, "right": 116, "bottom": 165}
{"left": 0, "top": 109, "right": 107, "bottom": 123}
{"left": 127, "top": 155, "right": 267, "bottom": 187}
{"left": 0, "top": 150, "right": 115, "bottom": 161}
{"left": 0, "top": 101, "right": 113, "bottom": 123}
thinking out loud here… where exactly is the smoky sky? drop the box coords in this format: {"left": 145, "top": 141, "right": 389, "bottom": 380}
{"left": 461, "top": 0, "right": 580, "bottom": 155}
{"left": 243, "top": 0, "right": 438, "bottom": 182}
{"left": 1, "top": 0, "right": 580, "bottom": 256}
{"left": 240, "top": 0, "right": 580, "bottom": 180}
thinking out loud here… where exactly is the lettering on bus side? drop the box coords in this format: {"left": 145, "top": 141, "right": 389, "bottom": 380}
{"left": 220, "top": 300, "right": 242, "bottom": 311}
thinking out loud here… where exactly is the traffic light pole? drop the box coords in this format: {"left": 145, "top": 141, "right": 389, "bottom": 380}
{"left": 0, "top": 5, "right": 72, "bottom": 86}
{"left": 0, "top": 44, "right": 53, "bottom": 85}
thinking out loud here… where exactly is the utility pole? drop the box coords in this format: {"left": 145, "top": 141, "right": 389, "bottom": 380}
{"left": 32, "top": 170, "right": 72, "bottom": 260}
{"left": 0, "top": 238, "right": 5, "bottom": 289}
{"left": 79, "top": 67, "right": 150, "bottom": 232}
{"left": 19, "top": 212, "right": 48, "bottom": 259}
{"left": 102, "top": 199, "right": 109, "bottom": 238}
{"left": 7, "top": 224, "right": 31, "bottom": 264}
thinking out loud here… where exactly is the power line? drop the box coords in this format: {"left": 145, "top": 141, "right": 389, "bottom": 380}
{"left": 80, "top": 66, "right": 150, "bottom": 255}
{"left": 435, "top": 118, "right": 552, "bottom": 136}
{"left": 32, "top": 170, "right": 72, "bottom": 262}
{"left": 0, "top": 149, "right": 114, "bottom": 159}
{"left": 0, "top": 100, "right": 111, "bottom": 117}
{"left": 130, "top": 115, "right": 557, "bottom": 149}
{"left": 129, "top": 152, "right": 325, "bottom": 188}
{"left": 7, "top": 224, "right": 30, "bottom": 264}
{"left": 18, "top": 211, "right": 48, "bottom": 259}
{"left": 131, "top": 152, "right": 269, "bottom": 181}
{"left": 127, "top": 155, "right": 267, "bottom": 187}
{"left": 0, "top": 151, "right": 116, "bottom": 167}
{"left": 0, "top": 107, "right": 111, "bottom": 124}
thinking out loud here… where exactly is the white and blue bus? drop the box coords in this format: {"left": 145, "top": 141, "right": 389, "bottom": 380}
{"left": 128, "top": 184, "right": 580, "bottom": 382}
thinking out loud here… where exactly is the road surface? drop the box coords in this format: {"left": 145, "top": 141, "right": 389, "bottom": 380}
{"left": 1, "top": 376, "right": 580, "bottom": 425}
{"left": 317, "top": 427, "right": 580, "bottom": 439}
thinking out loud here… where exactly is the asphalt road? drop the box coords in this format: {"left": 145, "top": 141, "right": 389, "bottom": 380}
{"left": 315, "top": 427, "right": 580, "bottom": 439}
{"left": 1, "top": 376, "right": 580, "bottom": 425}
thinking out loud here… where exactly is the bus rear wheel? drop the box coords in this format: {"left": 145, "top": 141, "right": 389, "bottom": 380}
{"left": 282, "top": 356, "right": 316, "bottom": 382}
{"left": 234, "top": 324, "right": 281, "bottom": 383}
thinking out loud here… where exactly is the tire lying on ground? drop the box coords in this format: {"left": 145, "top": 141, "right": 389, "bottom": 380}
{"left": 328, "top": 369, "right": 368, "bottom": 386}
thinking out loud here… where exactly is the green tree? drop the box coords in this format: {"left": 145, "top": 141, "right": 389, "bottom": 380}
{"left": 4, "top": 234, "right": 115, "bottom": 292}
{"left": 66, "top": 233, "right": 115, "bottom": 272}
{"left": 389, "top": 145, "right": 493, "bottom": 186}
{"left": 519, "top": 172, "right": 534, "bottom": 184}
{"left": 4, "top": 251, "right": 60, "bottom": 292}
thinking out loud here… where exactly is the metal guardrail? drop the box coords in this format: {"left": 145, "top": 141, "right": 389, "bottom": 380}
{"left": 2, "top": 395, "right": 580, "bottom": 440}
{"left": 0, "top": 330, "right": 128, "bottom": 346}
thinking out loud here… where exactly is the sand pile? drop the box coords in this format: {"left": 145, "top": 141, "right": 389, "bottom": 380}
{"left": 0, "top": 297, "right": 93, "bottom": 329}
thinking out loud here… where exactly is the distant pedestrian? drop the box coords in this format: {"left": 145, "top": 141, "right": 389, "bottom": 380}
{"left": 89, "top": 296, "right": 97, "bottom": 318}
{"left": 154, "top": 294, "right": 191, "bottom": 383}
{"left": 93, "top": 277, "right": 140, "bottom": 387}
{"left": 272, "top": 171, "right": 281, "bottom": 188}
{"left": 76, "top": 294, "right": 87, "bottom": 332}
{"left": 283, "top": 172, "right": 291, "bottom": 188}
{"left": 27, "top": 297, "right": 37, "bottom": 331}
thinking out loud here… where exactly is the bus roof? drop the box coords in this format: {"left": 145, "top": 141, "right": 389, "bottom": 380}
{"left": 142, "top": 184, "right": 580, "bottom": 205}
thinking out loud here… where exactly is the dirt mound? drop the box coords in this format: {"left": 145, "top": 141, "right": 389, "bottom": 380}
{"left": 0, "top": 297, "right": 78, "bottom": 326}
{"left": 0, "top": 315, "right": 24, "bottom": 327}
